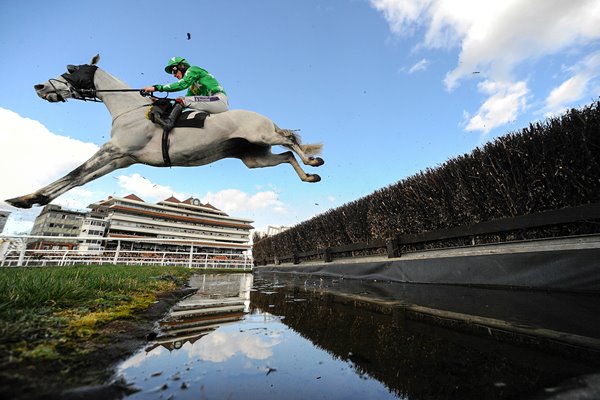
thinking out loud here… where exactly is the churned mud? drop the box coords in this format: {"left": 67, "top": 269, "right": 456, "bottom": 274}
{"left": 0, "top": 287, "right": 197, "bottom": 400}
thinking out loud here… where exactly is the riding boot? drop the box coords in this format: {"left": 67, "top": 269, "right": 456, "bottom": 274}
{"left": 154, "top": 103, "right": 183, "bottom": 130}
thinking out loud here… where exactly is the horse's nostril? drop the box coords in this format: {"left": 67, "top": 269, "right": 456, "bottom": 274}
{"left": 34, "top": 84, "right": 45, "bottom": 90}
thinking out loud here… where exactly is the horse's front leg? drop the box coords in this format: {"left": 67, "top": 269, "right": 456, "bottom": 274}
{"left": 5, "top": 143, "right": 134, "bottom": 208}
{"left": 240, "top": 150, "right": 321, "bottom": 183}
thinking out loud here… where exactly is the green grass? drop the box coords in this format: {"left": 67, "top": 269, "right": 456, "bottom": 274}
{"left": 0, "top": 264, "right": 195, "bottom": 361}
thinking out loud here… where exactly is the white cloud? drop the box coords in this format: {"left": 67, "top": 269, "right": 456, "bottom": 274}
{"left": 544, "top": 75, "right": 589, "bottom": 117}
{"left": 371, "top": 0, "right": 600, "bottom": 133}
{"left": 114, "top": 174, "right": 289, "bottom": 217}
{"left": 49, "top": 187, "right": 100, "bottom": 211}
{"left": 116, "top": 173, "right": 187, "bottom": 202}
{"left": 408, "top": 58, "right": 429, "bottom": 74}
{"left": 202, "top": 189, "right": 285, "bottom": 214}
{"left": 371, "top": 0, "right": 434, "bottom": 37}
{"left": 543, "top": 50, "right": 600, "bottom": 116}
{"left": 0, "top": 107, "right": 99, "bottom": 234}
{"left": 0, "top": 209, "right": 38, "bottom": 235}
{"left": 464, "top": 80, "right": 528, "bottom": 133}
{"left": 0, "top": 107, "right": 99, "bottom": 202}
{"left": 119, "top": 345, "right": 166, "bottom": 370}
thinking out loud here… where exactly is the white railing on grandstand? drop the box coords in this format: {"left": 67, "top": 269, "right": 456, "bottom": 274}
{"left": 0, "top": 235, "right": 252, "bottom": 270}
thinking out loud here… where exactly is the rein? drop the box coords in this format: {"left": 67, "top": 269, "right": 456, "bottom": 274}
{"left": 54, "top": 64, "right": 166, "bottom": 102}
{"left": 111, "top": 103, "right": 152, "bottom": 126}
{"left": 76, "top": 88, "right": 149, "bottom": 102}
{"left": 51, "top": 81, "right": 155, "bottom": 121}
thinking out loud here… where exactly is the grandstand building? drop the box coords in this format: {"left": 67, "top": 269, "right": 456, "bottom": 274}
{"left": 77, "top": 214, "right": 108, "bottom": 253}
{"left": 266, "top": 225, "right": 290, "bottom": 236}
{"left": 29, "top": 204, "right": 87, "bottom": 250}
{"left": 85, "top": 194, "right": 253, "bottom": 255}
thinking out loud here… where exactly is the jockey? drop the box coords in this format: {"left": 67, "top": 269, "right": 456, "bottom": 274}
{"left": 142, "top": 56, "right": 229, "bottom": 129}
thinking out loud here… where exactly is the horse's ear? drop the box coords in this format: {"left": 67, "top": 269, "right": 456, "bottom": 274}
{"left": 66, "top": 65, "right": 78, "bottom": 73}
{"left": 91, "top": 54, "right": 100, "bottom": 65}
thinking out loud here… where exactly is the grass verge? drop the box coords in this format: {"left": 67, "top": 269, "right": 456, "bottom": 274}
{"left": 0, "top": 264, "right": 196, "bottom": 399}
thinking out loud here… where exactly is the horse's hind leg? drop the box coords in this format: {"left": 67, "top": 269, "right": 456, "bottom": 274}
{"left": 241, "top": 150, "right": 321, "bottom": 183}
{"left": 5, "top": 143, "right": 134, "bottom": 208}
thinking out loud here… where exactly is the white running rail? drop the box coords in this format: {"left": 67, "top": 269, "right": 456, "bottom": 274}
{"left": 0, "top": 235, "right": 252, "bottom": 269}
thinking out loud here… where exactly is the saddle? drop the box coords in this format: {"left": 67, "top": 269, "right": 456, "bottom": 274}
{"left": 147, "top": 98, "right": 209, "bottom": 166}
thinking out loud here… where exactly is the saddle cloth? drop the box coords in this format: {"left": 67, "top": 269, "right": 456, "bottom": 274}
{"left": 177, "top": 110, "right": 209, "bottom": 128}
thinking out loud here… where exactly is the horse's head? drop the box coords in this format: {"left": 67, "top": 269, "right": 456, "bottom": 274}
{"left": 34, "top": 54, "right": 101, "bottom": 103}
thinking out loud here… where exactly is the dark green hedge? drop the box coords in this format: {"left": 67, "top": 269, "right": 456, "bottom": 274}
{"left": 253, "top": 100, "right": 600, "bottom": 263}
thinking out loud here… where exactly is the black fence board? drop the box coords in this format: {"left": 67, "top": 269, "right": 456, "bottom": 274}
{"left": 262, "top": 203, "right": 600, "bottom": 265}
{"left": 398, "top": 203, "right": 600, "bottom": 245}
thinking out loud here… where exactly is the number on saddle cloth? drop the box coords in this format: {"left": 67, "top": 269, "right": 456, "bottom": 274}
{"left": 147, "top": 98, "right": 208, "bottom": 129}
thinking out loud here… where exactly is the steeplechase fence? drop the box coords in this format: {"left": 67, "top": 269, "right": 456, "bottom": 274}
{"left": 0, "top": 236, "right": 253, "bottom": 270}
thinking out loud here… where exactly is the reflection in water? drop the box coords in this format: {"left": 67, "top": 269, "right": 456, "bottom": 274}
{"left": 117, "top": 273, "right": 600, "bottom": 400}
{"left": 188, "top": 330, "right": 279, "bottom": 362}
{"left": 250, "top": 275, "right": 600, "bottom": 400}
{"left": 144, "top": 274, "right": 250, "bottom": 354}
{"left": 118, "top": 273, "right": 399, "bottom": 400}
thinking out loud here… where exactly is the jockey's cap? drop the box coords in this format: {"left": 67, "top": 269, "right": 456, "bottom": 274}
{"left": 164, "top": 56, "right": 190, "bottom": 74}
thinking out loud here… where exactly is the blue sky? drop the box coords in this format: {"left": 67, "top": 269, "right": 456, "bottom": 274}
{"left": 1, "top": 0, "right": 599, "bottom": 235}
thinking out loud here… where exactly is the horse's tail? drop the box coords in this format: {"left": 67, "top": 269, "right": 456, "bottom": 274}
{"left": 276, "top": 125, "right": 323, "bottom": 156}
{"left": 301, "top": 142, "right": 323, "bottom": 156}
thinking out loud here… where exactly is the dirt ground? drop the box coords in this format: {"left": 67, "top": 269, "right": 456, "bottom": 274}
{"left": 0, "top": 287, "right": 196, "bottom": 400}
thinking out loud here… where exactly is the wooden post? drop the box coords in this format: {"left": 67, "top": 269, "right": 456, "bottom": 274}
{"left": 386, "top": 236, "right": 401, "bottom": 258}
{"left": 324, "top": 247, "right": 333, "bottom": 263}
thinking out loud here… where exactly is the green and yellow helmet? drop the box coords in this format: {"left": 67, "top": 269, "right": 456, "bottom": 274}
{"left": 164, "top": 56, "right": 190, "bottom": 74}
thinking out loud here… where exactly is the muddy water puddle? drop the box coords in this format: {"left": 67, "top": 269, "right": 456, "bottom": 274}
{"left": 116, "top": 273, "right": 600, "bottom": 399}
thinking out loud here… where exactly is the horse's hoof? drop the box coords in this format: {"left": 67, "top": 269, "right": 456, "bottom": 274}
{"left": 5, "top": 197, "right": 33, "bottom": 209}
{"left": 5, "top": 193, "right": 49, "bottom": 209}
{"left": 306, "top": 174, "right": 321, "bottom": 183}
{"left": 309, "top": 157, "right": 325, "bottom": 167}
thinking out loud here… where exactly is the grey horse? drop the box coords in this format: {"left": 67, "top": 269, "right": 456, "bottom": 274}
{"left": 6, "top": 55, "right": 324, "bottom": 209}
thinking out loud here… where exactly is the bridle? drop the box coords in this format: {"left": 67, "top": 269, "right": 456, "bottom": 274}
{"left": 46, "top": 78, "right": 83, "bottom": 102}
{"left": 46, "top": 64, "right": 151, "bottom": 103}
